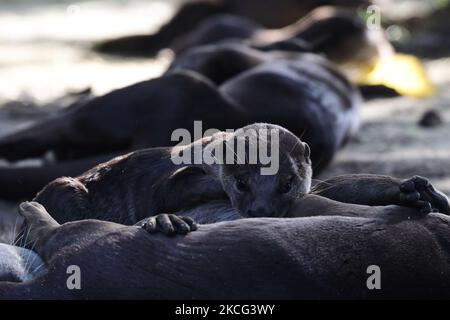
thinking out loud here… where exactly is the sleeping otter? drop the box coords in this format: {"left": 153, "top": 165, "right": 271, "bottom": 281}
{"left": 171, "top": 6, "right": 392, "bottom": 74}
{"left": 168, "top": 42, "right": 311, "bottom": 85}
{"left": 33, "top": 123, "right": 450, "bottom": 232}
{"left": 2, "top": 193, "right": 450, "bottom": 299}
{"left": 33, "top": 123, "right": 311, "bottom": 224}
{"left": 0, "top": 54, "right": 360, "bottom": 201}
{"left": 95, "top": 5, "right": 392, "bottom": 85}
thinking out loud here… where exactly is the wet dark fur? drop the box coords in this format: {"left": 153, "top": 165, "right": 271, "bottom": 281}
{"left": 34, "top": 122, "right": 450, "bottom": 228}
{"left": 1, "top": 199, "right": 450, "bottom": 299}
{"left": 34, "top": 123, "right": 312, "bottom": 224}
{"left": 1, "top": 173, "right": 449, "bottom": 298}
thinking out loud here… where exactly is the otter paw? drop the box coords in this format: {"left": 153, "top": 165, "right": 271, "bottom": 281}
{"left": 141, "top": 214, "right": 198, "bottom": 236}
{"left": 399, "top": 176, "right": 450, "bottom": 215}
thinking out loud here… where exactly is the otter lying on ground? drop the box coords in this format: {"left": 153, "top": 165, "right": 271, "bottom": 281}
{"left": 0, "top": 54, "right": 360, "bottom": 201}
{"left": 168, "top": 42, "right": 311, "bottom": 85}
{"left": 1, "top": 198, "right": 450, "bottom": 299}
{"left": 171, "top": 7, "right": 392, "bottom": 73}
{"left": 33, "top": 123, "right": 450, "bottom": 231}
{"left": 34, "top": 123, "right": 312, "bottom": 224}
{"left": 94, "top": 2, "right": 371, "bottom": 57}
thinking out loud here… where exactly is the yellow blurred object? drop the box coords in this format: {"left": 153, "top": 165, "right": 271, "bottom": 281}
{"left": 356, "top": 53, "right": 435, "bottom": 98}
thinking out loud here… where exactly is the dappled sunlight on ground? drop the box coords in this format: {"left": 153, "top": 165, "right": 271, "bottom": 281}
{"left": 0, "top": 0, "right": 176, "bottom": 101}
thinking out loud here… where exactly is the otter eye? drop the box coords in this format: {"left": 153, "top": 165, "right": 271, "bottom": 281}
{"left": 235, "top": 178, "right": 249, "bottom": 192}
{"left": 280, "top": 177, "right": 293, "bottom": 194}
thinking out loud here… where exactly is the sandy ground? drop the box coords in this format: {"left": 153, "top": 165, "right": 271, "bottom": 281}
{"left": 0, "top": 0, "right": 449, "bottom": 243}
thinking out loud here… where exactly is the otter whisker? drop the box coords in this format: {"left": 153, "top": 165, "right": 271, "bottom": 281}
{"left": 13, "top": 220, "right": 30, "bottom": 247}
{"left": 289, "top": 139, "right": 301, "bottom": 156}
{"left": 9, "top": 215, "right": 20, "bottom": 246}
{"left": 21, "top": 222, "right": 34, "bottom": 249}
{"left": 23, "top": 231, "right": 39, "bottom": 270}
{"left": 24, "top": 242, "right": 42, "bottom": 275}
{"left": 13, "top": 231, "right": 24, "bottom": 247}
{"left": 311, "top": 184, "right": 335, "bottom": 193}
{"left": 30, "top": 262, "right": 45, "bottom": 275}
{"left": 224, "top": 141, "right": 244, "bottom": 165}
{"left": 298, "top": 129, "right": 307, "bottom": 141}
{"left": 311, "top": 178, "right": 332, "bottom": 185}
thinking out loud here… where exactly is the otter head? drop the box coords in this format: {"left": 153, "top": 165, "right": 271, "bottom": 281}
{"left": 218, "top": 124, "right": 312, "bottom": 218}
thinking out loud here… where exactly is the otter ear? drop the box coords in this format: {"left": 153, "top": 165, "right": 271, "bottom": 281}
{"left": 169, "top": 166, "right": 207, "bottom": 181}
{"left": 303, "top": 143, "right": 311, "bottom": 159}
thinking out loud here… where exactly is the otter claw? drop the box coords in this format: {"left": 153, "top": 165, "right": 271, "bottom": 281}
{"left": 142, "top": 219, "right": 157, "bottom": 234}
{"left": 141, "top": 214, "right": 198, "bottom": 236}
{"left": 399, "top": 180, "right": 415, "bottom": 193}
{"left": 415, "top": 200, "right": 432, "bottom": 215}
{"left": 399, "top": 191, "right": 420, "bottom": 203}
{"left": 400, "top": 176, "right": 450, "bottom": 215}
{"left": 411, "top": 176, "right": 430, "bottom": 190}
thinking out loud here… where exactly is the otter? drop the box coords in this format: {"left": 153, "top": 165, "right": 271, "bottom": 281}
{"left": 2, "top": 194, "right": 450, "bottom": 299}
{"left": 0, "top": 55, "right": 360, "bottom": 200}
{"left": 33, "top": 122, "right": 450, "bottom": 231}
{"left": 94, "top": 1, "right": 371, "bottom": 57}
{"left": 96, "top": 5, "right": 391, "bottom": 84}
{"left": 168, "top": 42, "right": 312, "bottom": 85}
{"left": 170, "top": 7, "right": 392, "bottom": 74}
{"left": 33, "top": 123, "right": 312, "bottom": 224}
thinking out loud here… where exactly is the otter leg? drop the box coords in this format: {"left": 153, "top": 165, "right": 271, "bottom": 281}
{"left": 311, "top": 174, "right": 401, "bottom": 205}
{"left": 0, "top": 153, "right": 118, "bottom": 201}
{"left": 289, "top": 194, "right": 429, "bottom": 222}
{"left": 33, "top": 177, "right": 90, "bottom": 224}
{"left": 399, "top": 176, "right": 450, "bottom": 214}
{"left": 311, "top": 174, "right": 450, "bottom": 215}
{"left": 136, "top": 214, "right": 198, "bottom": 237}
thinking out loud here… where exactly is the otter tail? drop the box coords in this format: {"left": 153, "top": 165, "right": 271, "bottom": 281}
{"left": 0, "top": 154, "right": 117, "bottom": 201}
{"left": 0, "top": 115, "right": 71, "bottom": 162}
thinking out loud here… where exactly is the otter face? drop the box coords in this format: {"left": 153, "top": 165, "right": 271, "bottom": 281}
{"left": 219, "top": 124, "right": 312, "bottom": 218}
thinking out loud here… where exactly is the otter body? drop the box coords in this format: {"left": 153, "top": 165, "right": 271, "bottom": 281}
{"left": 34, "top": 123, "right": 313, "bottom": 224}
{"left": 1, "top": 200, "right": 450, "bottom": 299}
{"left": 35, "top": 129, "right": 450, "bottom": 229}
{"left": 0, "top": 54, "right": 360, "bottom": 200}
{"left": 2, "top": 170, "right": 449, "bottom": 298}
{"left": 171, "top": 7, "right": 391, "bottom": 71}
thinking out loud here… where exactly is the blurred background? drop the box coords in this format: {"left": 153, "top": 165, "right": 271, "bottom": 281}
{"left": 0, "top": 0, "right": 450, "bottom": 239}
{"left": 0, "top": 0, "right": 177, "bottom": 102}
{"left": 0, "top": 0, "right": 448, "bottom": 102}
